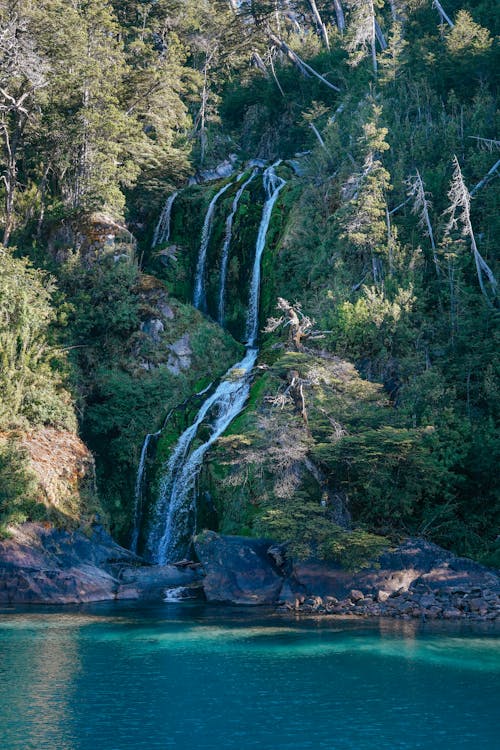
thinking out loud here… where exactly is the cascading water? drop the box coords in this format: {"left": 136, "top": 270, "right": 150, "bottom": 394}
{"left": 193, "top": 181, "right": 234, "bottom": 312}
{"left": 246, "top": 163, "right": 285, "bottom": 346}
{"left": 217, "top": 170, "right": 257, "bottom": 325}
{"left": 152, "top": 191, "right": 178, "bottom": 248}
{"left": 130, "top": 431, "right": 160, "bottom": 554}
{"left": 146, "top": 163, "right": 286, "bottom": 564}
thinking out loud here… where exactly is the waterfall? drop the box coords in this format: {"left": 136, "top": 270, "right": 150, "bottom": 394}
{"left": 146, "top": 163, "right": 286, "bottom": 564}
{"left": 193, "top": 181, "right": 234, "bottom": 311}
{"left": 218, "top": 170, "right": 257, "bottom": 325}
{"left": 130, "top": 431, "right": 160, "bottom": 554}
{"left": 245, "top": 162, "right": 286, "bottom": 346}
{"left": 146, "top": 348, "right": 258, "bottom": 563}
{"left": 152, "top": 191, "right": 178, "bottom": 248}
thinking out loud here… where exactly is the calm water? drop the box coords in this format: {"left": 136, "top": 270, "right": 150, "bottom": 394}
{"left": 0, "top": 602, "right": 498, "bottom": 750}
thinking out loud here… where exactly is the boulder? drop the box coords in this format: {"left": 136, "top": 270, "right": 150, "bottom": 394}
{"left": 167, "top": 333, "right": 192, "bottom": 374}
{"left": 194, "top": 531, "right": 283, "bottom": 605}
{"left": 117, "top": 564, "right": 204, "bottom": 600}
{"left": 0, "top": 523, "right": 136, "bottom": 604}
{"left": 288, "top": 538, "right": 499, "bottom": 602}
{"left": 0, "top": 522, "right": 204, "bottom": 604}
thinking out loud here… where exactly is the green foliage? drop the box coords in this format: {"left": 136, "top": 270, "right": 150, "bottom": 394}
{"left": 0, "top": 438, "right": 44, "bottom": 535}
{"left": 0, "top": 248, "right": 76, "bottom": 431}
{"left": 254, "top": 494, "right": 388, "bottom": 570}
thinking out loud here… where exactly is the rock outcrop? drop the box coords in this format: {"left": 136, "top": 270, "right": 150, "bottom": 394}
{"left": 0, "top": 523, "right": 201, "bottom": 604}
{"left": 194, "top": 531, "right": 283, "bottom": 604}
{"left": 17, "top": 428, "right": 97, "bottom": 519}
{"left": 2, "top": 527, "right": 498, "bottom": 619}
{"left": 195, "top": 533, "right": 499, "bottom": 620}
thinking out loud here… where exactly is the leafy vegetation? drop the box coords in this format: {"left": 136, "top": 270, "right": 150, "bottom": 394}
{"left": 0, "top": 1, "right": 498, "bottom": 564}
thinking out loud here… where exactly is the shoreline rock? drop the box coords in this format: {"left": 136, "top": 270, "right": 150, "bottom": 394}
{"left": 0, "top": 523, "right": 202, "bottom": 604}
{"left": 196, "top": 533, "right": 499, "bottom": 622}
{"left": 1, "top": 526, "right": 498, "bottom": 620}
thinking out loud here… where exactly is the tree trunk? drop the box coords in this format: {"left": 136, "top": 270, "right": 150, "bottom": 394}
{"left": 308, "top": 0, "right": 330, "bottom": 50}
{"left": 268, "top": 34, "right": 341, "bottom": 92}
{"left": 433, "top": 0, "right": 454, "bottom": 28}
{"left": 333, "top": 0, "right": 345, "bottom": 33}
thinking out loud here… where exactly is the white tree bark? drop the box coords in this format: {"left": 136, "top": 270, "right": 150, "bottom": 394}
{"left": 268, "top": 34, "right": 341, "bottom": 91}
{"left": 407, "top": 169, "right": 440, "bottom": 276}
{"left": 445, "top": 156, "right": 497, "bottom": 305}
{"left": 333, "top": 0, "right": 346, "bottom": 33}
{"left": 308, "top": 0, "right": 330, "bottom": 50}
{"left": 432, "top": 1, "right": 454, "bottom": 28}
{"left": 469, "top": 158, "right": 500, "bottom": 196}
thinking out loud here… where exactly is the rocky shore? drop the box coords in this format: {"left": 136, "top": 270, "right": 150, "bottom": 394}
{"left": 195, "top": 532, "right": 499, "bottom": 622}
{"left": 0, "top": 525, "right": 498, "bottom": 622}
{"left": 278, "top": 585, "right": 499, "bottom": 622}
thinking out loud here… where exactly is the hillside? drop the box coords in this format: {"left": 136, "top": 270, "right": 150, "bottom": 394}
{"left": 0, "top": 0, "right": 498, "bottom": 568}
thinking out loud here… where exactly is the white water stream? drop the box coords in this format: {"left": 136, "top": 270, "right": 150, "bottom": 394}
{"left": 152, "top": 191, "right": 178, "bottom": 248}
{"left": 193, "top": 181, "right": 234, "bottom": 311}
{"left": 218, "top": 170, "right": 257, "bottom": 325}
{"left": 145, "top": 163, "right": 286, "bottom": 563}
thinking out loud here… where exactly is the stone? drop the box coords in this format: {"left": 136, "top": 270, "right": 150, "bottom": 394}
{"left": 377, "top": 590, "right": 391, "bottom": 603}
{"left": 443, "top": 608, "right": 462, "bottom": 619}
{"left": 350, "top": 589, "right": 364, "bottom": 602}
{"left": 194, "top": 531, "right": 283, "bottom": 605}
{"left": 140, "top": 318, "right": 164, "bottom": 342}
{"left": 167, "top": 333, "right": 192, "bottom": 374}
{"left": 278, "top": 580, "right": 296, "bottom": 605}
{"left": 117, "top": 564, "right": 204, "bottom": 600}
{"left": 419, "top": 593, "right": 438, "bottom": 608}
{"left": 0, "top": 522, "right": 206, "bottom": 604}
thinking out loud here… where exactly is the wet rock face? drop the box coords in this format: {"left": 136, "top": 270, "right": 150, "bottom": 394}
{"left": 194, "top": 531, "right": 283, "bottom": 605}
{"left": 0, "top": 523, "right": 136, "bottom": 604}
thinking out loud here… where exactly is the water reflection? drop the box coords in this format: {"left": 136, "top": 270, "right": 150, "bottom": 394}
{"left": 0, "top": 615, "right": 82, "bottom": 749}
{"left": 0, "top": 606, "right": 498, "bottom": 750}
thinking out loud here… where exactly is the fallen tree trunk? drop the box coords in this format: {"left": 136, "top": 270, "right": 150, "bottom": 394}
{"left": 268, "top": 34, "right": 341, "bottom": 92}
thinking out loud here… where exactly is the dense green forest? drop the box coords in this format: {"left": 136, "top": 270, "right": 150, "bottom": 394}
{"left": 0, "top": 0, "right": 498, "bottom": 566}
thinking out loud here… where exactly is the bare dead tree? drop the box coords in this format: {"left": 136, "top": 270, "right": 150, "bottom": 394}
{"left": 468, "top": 136, "right": 500, "bottom": 151}
{"left": 0, "top": 15, "right": 47, "bottom": 244}
{"left": 346, "top": 0, "right": 378, "bottom": 74}
{"left": 406, "top": 169, "right": 441, "bottom": 276}
{"left": 251, "top": 50, "right": 269, "bottom": 78}
{"left": 374, "top": 20, "right": 388, "bottom": 50}
{"left": 333, "top": 0, "right": 346, "bottom": 33}
{"left": 308, "top": 0, "right": 330, "bottom": 50}
{"left": 310, "top": 121, "right": 328, "bottom": 151}
{"left": 264, "top": 297, "right": 329, "bottom": 351}
{"left": 444, "top": 156, "right": 497, "bottom": 306}
{"left": 469, "top": 157, "right": 500, "bottom": 196}
{"left": 432, "top": 0, "right": 454, "bottom": 28}
{"left": 268, "top": 33, "right": 341, "bottom": 91}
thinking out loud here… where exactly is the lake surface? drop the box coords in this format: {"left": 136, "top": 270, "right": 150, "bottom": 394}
{"left": 0, "top": 602, "right": 498, "bottom": 750}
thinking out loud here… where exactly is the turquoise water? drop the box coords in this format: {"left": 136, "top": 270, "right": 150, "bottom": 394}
{"left": 0, "top": 603, "right": 498, "bottom": 750}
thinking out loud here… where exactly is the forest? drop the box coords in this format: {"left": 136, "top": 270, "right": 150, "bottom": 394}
{"left": 0, "top": 0, "right": 498, "bottom": 568}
